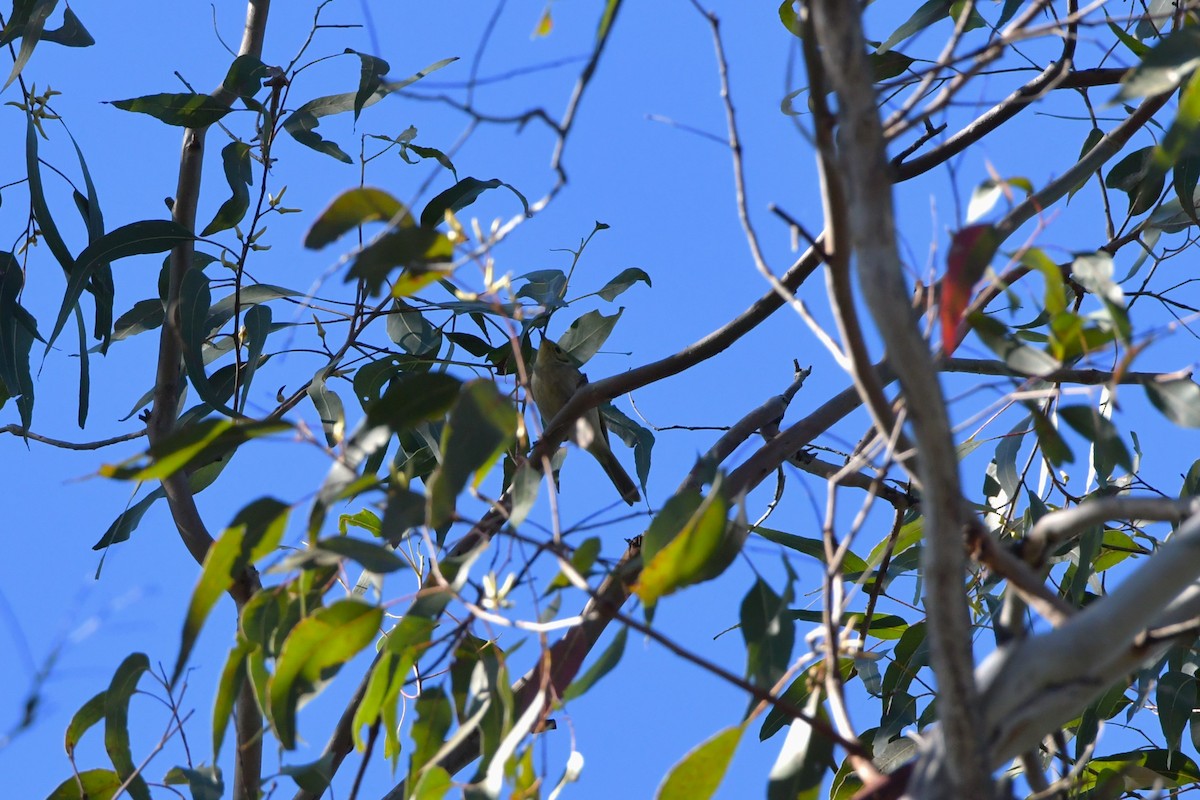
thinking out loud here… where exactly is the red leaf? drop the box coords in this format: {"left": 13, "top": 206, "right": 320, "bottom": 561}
{"left": 941, "top": 224, "right": 998, "bottom": 355}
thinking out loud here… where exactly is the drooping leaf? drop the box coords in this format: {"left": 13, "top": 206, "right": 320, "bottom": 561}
{"left": 269, "top": 599, "right": 384, "bottom": 749}
{"left": 178, "top": 267, "right": 239, "bottom": 418}
{"left": 968, "top": 312, "right": 1062, "bottom": 376}
{"left": 0, "top": 254, "right": 35, "bottom": 428}
{"left": 563, "top": 626, "right": 628, "bottom": 702}
{"left": 202, "top": 141, "right": 253, "bottom": 235}
{"left": 64, "top": 691, "right": 107, "bottom": 759}
{"left": 741, "top": 575, "right": 795, "bottom": 697}
{"left": 174, "top": 498, "right": 289, "bottom": 685}
{"left": 104, "top": 653, "right": 152, "bottom": 800}
{"left": 308, "top": 365, "right": 346, "bottom": 446}
{"left": 3, "top": 0, "right": 55, "bottom": 90}
{"left": 409, "top": 685, "right": 453, "bottom": 781}
{"left": 211, "top": 637, "right": 253, "bottom": 760}
{"left": 46, "top": 219, "right": 194, "bottom": 353}
{"left": 426, "top": 380, "right": 518, "bottom": 528}
{"left": 1105, "top": 146, "right": 1167, "bottom": 216}
{"left": 638, "top": 482, "right": 735, "bottom": 605}
{"left": 347, "top": 48, "right": 390, "bottom": 121}
{"left": 940, "top": 224, "right": 999, "bottom": 355}
{"left": 353, "top": 616, "right": 435, "bottom": 754}
{"left": 111, "top": 298, "right": 164, "bottom": 341}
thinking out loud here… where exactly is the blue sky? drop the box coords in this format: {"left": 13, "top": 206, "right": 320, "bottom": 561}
{"left": 3, "top": 2, "right": 1199, "bottom": 799}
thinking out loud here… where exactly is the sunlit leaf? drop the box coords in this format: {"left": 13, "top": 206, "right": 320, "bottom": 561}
{"left": 174, "top": 498, "right": 289, "bottom": 685}
{"left": 269, "top": 599, "right": 384, "bottom": 749}
{"left": 656, "top": 725, "right": 744, "bottom": 800}
{"left": 108, "top": 92, "right": 232, "bottom": 127}
{"left": 104, "top": 653, "right": 151, "bottom": 800}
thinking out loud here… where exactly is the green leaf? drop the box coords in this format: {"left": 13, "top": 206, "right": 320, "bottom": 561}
{"left": 353, "top": 616, "right": 435, "bottom": 755}
{"left": 508, "top": 461, "right": 541, "bottom": 530}
{"left": 0, "top": 255, "right": 35, "bottom": 428}
{"left": 516, "top": 269, "right": 568, "bottom": 310}
{"left": 778, "top": 0, "right": 801, "bottom": 37}
{"left": 64, "top": 691, "right": 106, "bottom": 758}
{"left": 174, "top": 498, "right": 289, "bottom": 685}
{"left": 1146, "top": 378, "right": 1200, "bottom": 427}
{"left": 23, "top": 6, "right": 93, "bottom": 48}
{"left": 563, "top": 626, "right": 628, "bottom": 702}
{"left": 366, "top": 372, "right": 462, "bottom": 431}
{"left": 558, "top": 308, "right": 623, "bottom": 364}
{"left": 1105, "top": 146, "right": 1166, "bottom": 216}
{"left": 104, "top": 653, "right": 151, "bottom": 800}
{"left": 767, "top": 696, "right": 834, "bottom": 800}
{"left": 1158, "top": 670, "right": 1196, "bottom": 753}
{"left": 638, "top": 483, "right": 734, "bottom": 605}
{"left": 387, "top": 300, "right": 441, "bottom": 356}
{"left": 1058, "top": 405, "right": 1133, "bottom": 476}
{"left": 656, "top": 725, "right": 744, "bottom": 800}
{"left": 162, "top": 765, "right": 223, "bottom": 800}
{"left": 1076, "top": 749, "right": 1200, "bottom": 792}
{"left": 100, "top": 417, "right": 290, "bottom": 481}
{"left": 410, "top": 766, "right": 452, "bottom": 800}
{"left": 111, "top": 298, "right": 164, "bottom": 341}
{"left": 419, "top": 176, "right": 530, "bottom": 228}
{"left": 205, "top": 283, "right": 299, "bottom": 331}
{"left": 46, "top": 219, "right": 194, "bottom": 354}
{"left": 282, "top": 57, "right": 457, "bottom": 162}
{"left": 92, "top": 487, "right": 166, "bottom": 550}
{"left": 347, "top": 48, "right": 390, "bottom": 121}
{"left": 212, "top": 638, "right": 254, "bottom": 760}
{"left": 315, "top": 536, "right": 406, "bottom": 573}
{"left": 238, "top": 303, "right": 271, "bottom": 409}
{"left": 222, "top": 54, "right": 270, "bottom": 98}
{"left": 308, "top": 365, "right": 346, "bottom": 446}
{"left": 741, "top": 576, "right": 795, "bottom": 697}
{"left": 46, "top": 769, "right": 122, "bottom": 800}
{"left": 3, "top": 0, "right": 54, "bottom": 90}
{"left": 1117, "top": 28, "right": 1200, "bottom": 100}
{"left": 597, "top": 267, "right": 652, "bottom": 301}
{"left": 108, "top": 93, "right": 232, "bottom": 127}
{"left": 269, "top": 599, "right": 384, "bottom": 749}
{"left": 602, "top": 402, "right": 655, "bottom": 491}
{"left": 304, "top": 187, "right": 406, "bottom": 249}
{"left": 878, "top": 0, "right": 951, "bottom": 53}
{"left": 202, "top": 141, "right": 253, "bottom": 236}
{"left": 347, "top": 227, "right": 455, "bottom": 297}
{"left": 409, "top": 685, "right": 453, "bottom": 780}
{"left": 753, "top": 526, "right": 869, "bottom": 578}
{"left": 968, "top": 312, "right": 1061, "bottom": 376}
{"left": 426, "top": 380, "right": 518, "bottom": 528}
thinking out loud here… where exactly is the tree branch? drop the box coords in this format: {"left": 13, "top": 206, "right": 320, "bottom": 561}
{"left": 809, "top": 2, "right": 992, "bottom": 796}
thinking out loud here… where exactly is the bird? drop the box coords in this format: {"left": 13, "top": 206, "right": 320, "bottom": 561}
{"left": 529, "top": 337, "right": 640, "bottom": 505}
